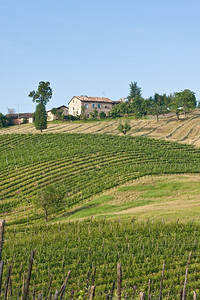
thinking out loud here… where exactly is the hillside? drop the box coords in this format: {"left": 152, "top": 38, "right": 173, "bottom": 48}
{"left": 1, "top": 124, "right": 200, "bottom": 298}
{"left": 1, "top": 133, "right": 200, "bottom": 226}
{"left": 1, "top": 109, "right": 200, "bottom": 147}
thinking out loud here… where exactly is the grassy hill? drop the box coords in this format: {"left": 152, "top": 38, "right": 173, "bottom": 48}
{"left": 1, "top": 124, "right": 200, "bottom": 298}
{"left": 1, "top": 109, "right": 200, "bottom": 146}
{"left": 1, "top": 133, "right": 200, "bottom": 226}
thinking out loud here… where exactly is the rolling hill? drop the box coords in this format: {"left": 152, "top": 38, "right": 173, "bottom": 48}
{"left": 1, "top": 109, "right": 200, "bottom": 146}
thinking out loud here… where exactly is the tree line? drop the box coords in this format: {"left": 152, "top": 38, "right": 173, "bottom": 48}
{"left": 109, "top": 81, "right": 197, "bottom": 121}
{"left": 0, "top": 81, "right": 198, "bottom": 131}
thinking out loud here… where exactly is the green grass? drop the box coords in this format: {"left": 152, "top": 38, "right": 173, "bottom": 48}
{"left": 62, "top": 175, "right": 200, "bottom": 222}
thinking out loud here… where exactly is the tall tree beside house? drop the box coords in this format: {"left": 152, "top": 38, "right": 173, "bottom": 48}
{"left": 28, "top": 81, "right": 52, "bottom": 132}
{"left": 29, "top": 81, "right": 52, "bottom": 105}
{"left": 34, "top": 103, "right": 47, "bottom": 132}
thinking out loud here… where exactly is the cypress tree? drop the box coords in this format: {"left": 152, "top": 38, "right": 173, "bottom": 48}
{"left": 34, "top": 103, "right": 47, "bottom": 132}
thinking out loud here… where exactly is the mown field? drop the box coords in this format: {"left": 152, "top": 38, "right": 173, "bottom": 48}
{"left": 1, "top": 109, "right": 200, "bottom": 146}
{"left": 0, "top": 131, "right": 200, "bottom": 298}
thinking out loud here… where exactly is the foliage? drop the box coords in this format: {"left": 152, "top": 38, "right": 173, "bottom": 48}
{"left": 63, "top": 114, "right": 79, "bottom": 121}
{"left": 80, "top": 105, "right": 87, "bottom": 120}
{"left": 1, "top": 133, "right": 200, "bottom": 225}
{"left": 148, "top": 93, "right": 170, "bottom": 121}
{"left": 178, "top": 89, "right": 196, "bottom": 116}
{"left": 36, "top": 185, "right": 65, "bottom": 221}
{"left": 28, "top": 81, "right": 52, "bottom": 106}
{"left": 169, "top": 89, "right": 196, "bottom": 120}
{"left": 127, "top": 81, "right": 142, "bottom": 102}
{"left": 34, "top": 103, "right": 47, "bottom": 132}
{"left": 51, "top": 108, "right": 64, "bottom": 121}
{"left": 90, "top": 108, "right": 98, "bottom": 119}
{"left": 0, "top": 113, "right": 10, "bottom": 128}
{"left": 118, "top": 120, "right": 131, "bottom": 135}
{"left": 99, "top": 111, "right": 106, "bottom": 119}
{"left": 3, "top": 220, "right": 200, "bottom": 298}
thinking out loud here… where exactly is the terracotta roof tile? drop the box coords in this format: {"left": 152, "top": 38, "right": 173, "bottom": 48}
{"left": 75, "top": 96, "right": 113, "bottom": 103}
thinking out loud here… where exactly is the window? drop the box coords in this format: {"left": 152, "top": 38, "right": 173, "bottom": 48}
{"left": 92, "top": 103, "right": 95, "bottom": 109}
{"left": 98, "top": 104, "right": 101, "bottom": 109}
{"left": 85, "top": 104, "right": 88, "bottom": 109}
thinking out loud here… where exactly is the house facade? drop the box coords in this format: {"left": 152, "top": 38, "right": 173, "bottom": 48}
{"left": 47, "top": 105, "right": 69, "bottom": 121}
{"left": 6, "top": 113, "right": 34, "bottom": 125}
{"left": 68, "top": 96, "right": 116, "bottom": 118}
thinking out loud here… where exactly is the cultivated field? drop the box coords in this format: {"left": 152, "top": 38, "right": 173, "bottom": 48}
{"left": 1, "top": 109, "right": 200, "bottom": 147}
{"left": 1, "top": 116, "right": 200, "bottom": 298}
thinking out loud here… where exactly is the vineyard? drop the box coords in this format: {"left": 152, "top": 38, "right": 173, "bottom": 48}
{"left": 1, "top": 219, "right": 200, "bottom": 299}
{"left": 1, "top": 131, "right": 200, "bottom": 298}
{"left": 1, "top": 133, "right": 200, "bottom": 225}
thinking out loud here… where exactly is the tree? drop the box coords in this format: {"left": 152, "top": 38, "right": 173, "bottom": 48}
{"left": 28, "top": 81, "right": 52, "bottom": 106}
{"left": 36, "top": 186, "right": 65, "bottom": 222}
{"left": 118, "top": 120, "right": 131, "bottom": 135}
{"left": 29, "top": 81, "right": 52, "bottom": 132}
{"left": 0, "top": 113, "right": 10, "bottom": 128}
{"left": 170, "top": 89, "right": 196, "bottom": 120}
{"left": 80, "top": 105, "right": 87, "bottom": 120}
{"left": 34, "top": 103, "right": 47, "bottom": 132}
{"left": 51, "top": 108, "right": 64, "bottom": 121}
{"left": 179, "top": 89, "right": 196, "bottom": 116}
{"left": 148, "top": 93, "right": 169, "bottom": 122}
{"left": 127, "top": 81, "right": 142, "bottom": 102}
{"left": 99, "top": 111, "right": 106, "bottom": 119}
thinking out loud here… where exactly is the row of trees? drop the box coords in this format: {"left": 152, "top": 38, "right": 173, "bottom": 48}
{"left": 109, "top": 82, "right": 197, "bottom": 121}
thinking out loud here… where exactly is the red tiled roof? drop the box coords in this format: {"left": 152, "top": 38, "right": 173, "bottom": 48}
{"left": 6, "top": 113, "right": 33, "bottom": 119}
{"left": 74, "top": 96, "right": 113, "bottom": 103}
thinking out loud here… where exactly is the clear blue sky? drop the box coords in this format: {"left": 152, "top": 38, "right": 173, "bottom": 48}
{"left": 1, "top": 0, "right": 200, "bottom": 114}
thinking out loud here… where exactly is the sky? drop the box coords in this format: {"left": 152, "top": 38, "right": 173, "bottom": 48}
{"left": 0, "top": 0, "right": 200, "bottom": 114}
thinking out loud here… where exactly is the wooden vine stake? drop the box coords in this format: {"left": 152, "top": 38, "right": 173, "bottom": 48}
{"left": 0, "top": 220, "right": 5, "bottom": 262}
{"left": 4, "top": 266, "right": 12, "bottom": 300}
{"left": 89, "top": 285, "right": 96, "bottom": 300}
{"left": 110, "top": 280, "right": 115, "bottom": 300}
{"left": 59, "top": 270, "right": 71, "bottom": 300}
{"left": 117, "top": 263, "right": 122, "bottom": 300}
{"left": 140, "top": 292, "right": 145, "bottom": 300}
{"left": 159, "top": 263, "right": 165, "bottom": 300}
{"left": 182, "top": 251, "right": 192, "bottom": 300}
{"left": 22, "top": 251, "right": 35, "bottom": 300}
{"left": 0, "top": 220, "right": 5, "bottom": 295}
{"left": 148, "top": 279, "right": 151, "bottom": 300}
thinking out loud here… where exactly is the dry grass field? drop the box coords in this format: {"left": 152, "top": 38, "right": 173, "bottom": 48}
{"left": 1, "top": 109, "right": 200, "bottom": 146}
{"left": 63, "top": 173, "right": 200, "bottom": 223}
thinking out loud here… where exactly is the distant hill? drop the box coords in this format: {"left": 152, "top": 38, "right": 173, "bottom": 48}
{"left": 1, "top": 109, "right": 200, "bottom": 146}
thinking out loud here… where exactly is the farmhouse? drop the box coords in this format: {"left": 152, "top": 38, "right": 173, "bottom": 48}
{"left": 6, "top": 113, "right": 34, "bottom": 125}
{"left": 68, "top": 96, "right": 117, "bottom": 118}
{"left": 47, "top": 105, "right": 69, "bottom": 121}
